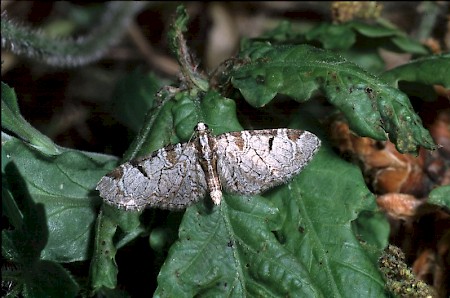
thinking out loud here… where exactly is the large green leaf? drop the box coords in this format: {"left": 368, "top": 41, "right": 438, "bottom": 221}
{"left": 2, "top": 132, "right": 117, "bottom": 262}
{"left": 2, "top": 156, "right": 79, "bottom": 297}
{"left": 154, "top": 147, "right": 386, "bottom": 297}
{"left": 231, "top": 44, "right": 435, "bottom": 153}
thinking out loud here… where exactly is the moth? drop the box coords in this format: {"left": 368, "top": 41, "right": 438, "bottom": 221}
{"left": 96, "top": 123, "right": 321, "bottom": 211}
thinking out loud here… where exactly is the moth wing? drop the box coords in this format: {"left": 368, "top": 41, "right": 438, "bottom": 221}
{"left": 96, "top": 143, "right": 207, "bottom": 211}
{"left": 215, "top": 129, "right": 320, "bottom": 195}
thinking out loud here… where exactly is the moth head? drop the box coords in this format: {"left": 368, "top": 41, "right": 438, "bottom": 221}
{"left": 195, "top": 122, "right": 209, "bottom": 133}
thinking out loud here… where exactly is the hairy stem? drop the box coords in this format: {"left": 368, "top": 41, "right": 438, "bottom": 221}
{"left": 1, "top": 2, "right": 146, "bottom": 67}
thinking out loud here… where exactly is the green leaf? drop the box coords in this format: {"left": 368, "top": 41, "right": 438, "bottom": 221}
{"left": 121, "top": 89, "right": 198, "bottom": 161}
{"left": 350, "top": 21, "right": 428, "bottom": 55}
{"left": 2, "top": 130, "right": 126, "bottom": 293}
{"left": 90, "top": 208, "right": 120, "bottom": 290}
{"left": 2, "top": 148, "right": 24, "bottom": 230}
{"left": 351, "top": 21, "right": 429, "bottom": 56}
{"left": 428, "top": 185, "right": 450, "bottom": 208}
{"left": 23, "top": 261, "right": 79, "bottom": 298}
{"left": 301, "top": 21, "right": 429, "bottom": 55}
{"left": 89, "top": 199, "right": 146, "bottom": 291}
{"left": 352, "top": 211, "right": 390, "bottom": 250}
{"left": 305, "top": 23, "right": 356, "bottom": 50}
{"left": 349, "top": 22, "right": 399, "bottom": 38}
{"left": 2, "top": 163, "right": 79, "bottom": 298}
{"left": 155, "top": 195, "right": 321, "bottom": 297}
{"left": 277, "top": 148, "right": 385, "bottom": 296}
{"left": 389, "top": 35, "right": 429, "bottom": 55}
{"left": 1, "top": 82, "right": 61, "bottom": 156}
{"left": 200, "top": 90, "right": 243, "bottom": 134}
{"left": 2, "top": 132, "right": 117, "bottom": 262}
{"left": 381, "top": 53, "right": 450, "bottom": 88}
{"left": 123, "top": 89, "right": 241, "bottom": 161}
{"left": 111, "top": 69, "right": 167, "bottom": 133}
{"left": 2, "top": 191, "right": 48, "bottom": 265}
{"left": 231, "top": 44, "right": 435, "bottom": 153}
{"left": 249, "top": 20, "right": 428, "bottom": 73}
{"left": 155, "top": 146, "right": 386, "bottom": 297}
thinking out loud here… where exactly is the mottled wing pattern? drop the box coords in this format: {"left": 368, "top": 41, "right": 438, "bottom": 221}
{"left": 96, "top": 143, "right": 207, "bottom": 211}
{"left": 215, "top": 129, "right": 321, "bottom": 195}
